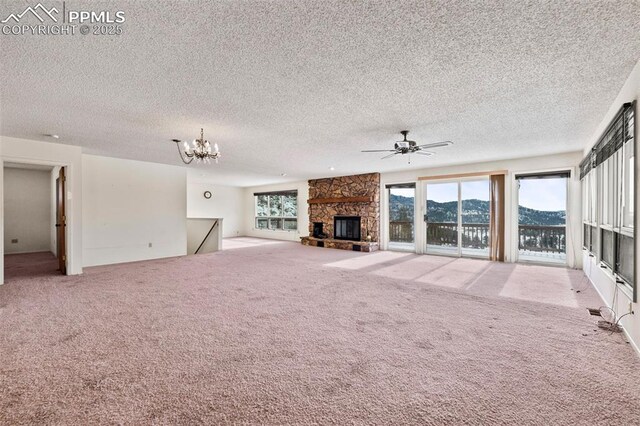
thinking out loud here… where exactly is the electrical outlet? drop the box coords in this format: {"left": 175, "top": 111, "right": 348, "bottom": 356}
{"left": 148, "top": 242, "right": 152, "bottom": 248}
{"left": 11, "top": 238, "right": 18, "bottom": 244}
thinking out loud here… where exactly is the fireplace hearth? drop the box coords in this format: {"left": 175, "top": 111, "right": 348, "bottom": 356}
{"left": 334, "top": 216, "right": 361, "bottom": 241}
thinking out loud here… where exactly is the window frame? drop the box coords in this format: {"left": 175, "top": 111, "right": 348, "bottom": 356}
{"left": 581, "top": 101, "right": 635, "bottom": 301}
{"left": 254, "top": 191, "right": 298, "bottom": 232}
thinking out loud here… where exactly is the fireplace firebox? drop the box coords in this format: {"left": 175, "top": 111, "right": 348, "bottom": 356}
{"left": 312, "top": 222, "right": 326, "bottom": 239}
{"left": 334, "top": 216, "right": 361, "bottom": 241}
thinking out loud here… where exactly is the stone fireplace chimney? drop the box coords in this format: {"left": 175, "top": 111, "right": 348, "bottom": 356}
{"left": 301, "top": 173, "right": 380, "bottom": 252}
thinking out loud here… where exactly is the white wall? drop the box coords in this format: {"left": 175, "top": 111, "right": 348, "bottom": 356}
{"left": 82, "top": 155, "right": 187, "bottom": 267}
{"left": 187, "top": 174, "right": 243, "bottom": 238}
{"left": 3, "top": 168, "right": 52, "bottom": 254}
{"left": 243, "top": 180, "right": 309, "bottom": 242}
{"left": 0, "top": 136, "right": 83, "bottom": 283}
{"left": 581, "top": 59, "right": 640, "bottom": 354}
{"left": 380, "top": 152, "right": 584, "bottom": 268}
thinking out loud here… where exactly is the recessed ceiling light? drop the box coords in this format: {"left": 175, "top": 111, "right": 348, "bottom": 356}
{"left": 329, "top": 166, "right": 335, "bottom": 171}
{"left": 46, "top": 134, "right": 60, "bottom": 139}
{"left": 281, "top": 173, "right": 287, "bottom": 177}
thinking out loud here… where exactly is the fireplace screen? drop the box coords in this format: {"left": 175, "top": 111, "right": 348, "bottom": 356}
{"left": 334, "top": 216, "right": 361, "bottom": 241}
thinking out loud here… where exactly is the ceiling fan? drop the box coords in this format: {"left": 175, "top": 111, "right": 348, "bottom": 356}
{"left": 361, "top": 130, "right": 452, "bottom": 164}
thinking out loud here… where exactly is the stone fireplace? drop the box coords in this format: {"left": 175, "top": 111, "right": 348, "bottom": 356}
{"left": 301, "top": 173, "right": 380, "bottom": 252}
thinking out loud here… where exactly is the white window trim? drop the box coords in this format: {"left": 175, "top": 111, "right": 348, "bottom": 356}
{"left": 254, "top": 193, "right": 298, "bottom": 232}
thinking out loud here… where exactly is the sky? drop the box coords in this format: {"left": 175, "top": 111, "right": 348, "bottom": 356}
{"left": 425, "top": 180, "right": 490, "bottom": 202}
{"left": 518, "top": 178, "right": 566, "bottom": 211}
{"left": 391, "top": 178, "right": 567, "bottom": 212}
{"left": 389, "top": 188, "right": 416, "bottom": 198}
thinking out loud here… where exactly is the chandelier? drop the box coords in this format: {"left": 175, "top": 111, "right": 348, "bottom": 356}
{"left": 172, "top": 128, "right": 221, "bottom": 164}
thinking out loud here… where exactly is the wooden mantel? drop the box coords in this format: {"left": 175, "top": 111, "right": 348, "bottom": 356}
{"left": 308, "top": 196, "right": 373, "bottom": 204}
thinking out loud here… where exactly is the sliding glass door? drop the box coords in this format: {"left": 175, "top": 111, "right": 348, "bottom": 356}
{"left": 425, "top": 182, "right": 459, "bottom": 255}
{"left": 388, "top": 184, "right": 416, "bottom": 251}
{"left": 425, "top": 179, "right": 490, "bottom": 258}
{"left": 517, "top": 173, "right": 568, "bottom": 264}
{"left": 461, "top": 180, "right": 490, "bottom": 257}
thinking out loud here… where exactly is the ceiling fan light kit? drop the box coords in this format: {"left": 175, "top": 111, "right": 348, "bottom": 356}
{"left": 361, "top": 130, "right": 452, "bottom": 164}
{"left": 173, "top": 128, "right": 221, "bottom": 165}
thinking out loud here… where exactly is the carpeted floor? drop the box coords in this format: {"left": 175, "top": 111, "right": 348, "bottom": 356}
{"left": 4, "top": 251, "right": 61, "bottom": 280}
{"left": 1, "top": 239, "right": 638, "bottom": 425}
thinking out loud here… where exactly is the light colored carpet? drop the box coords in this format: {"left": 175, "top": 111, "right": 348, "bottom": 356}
{"left": 4, "top": 251, "right": 60, "bottom": 280}
{"left": 1, "top": 240, "right": 638, "bottom": 425}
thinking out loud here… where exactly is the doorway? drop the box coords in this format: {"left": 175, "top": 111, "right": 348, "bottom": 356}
{"left": 387, "top": 184, "right": 416, "bottom": 252}
{"left": 516, "top": 172, "right": 569, "bottom": 265}
{"left": 3, "top": 163, "right": 66, "bottom": 281}
{"left": 424, "top": 179, "right": 490, "bottom": 258}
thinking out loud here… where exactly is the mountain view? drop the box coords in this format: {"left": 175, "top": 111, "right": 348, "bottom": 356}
{"left": 390, "top": 194, "right": 565, "bottom": 225}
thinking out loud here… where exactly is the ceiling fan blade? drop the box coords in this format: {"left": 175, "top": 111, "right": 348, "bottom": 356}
{"left": 417, "top": 141, "right": 453, "bottom": 149}
{"left": 414, "top": 151, "right": 434, "bottom": 156}
{"left": 361, "top": 149, "right": 396, "bottom": 152}
{"left": 380, "top": 152, "right": 398, "bottom": 159}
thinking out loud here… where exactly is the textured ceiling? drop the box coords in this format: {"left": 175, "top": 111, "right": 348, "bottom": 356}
{"left": 1, "top": 0, "right": 639, "bottom": 186}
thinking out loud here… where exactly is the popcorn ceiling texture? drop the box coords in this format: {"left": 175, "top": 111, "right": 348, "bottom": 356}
{"left": 1, "top": 1, "right": 640, "bottom": 185}
{"left": 1, "top": 244, "right": 639, "bottom": 424}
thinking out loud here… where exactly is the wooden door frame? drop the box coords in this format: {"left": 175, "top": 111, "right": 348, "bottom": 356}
{"left": 56, "top": 167, "right": 67, "bottom": 274}
{"left": 0, "top": 159, "right": 73, "bottom": 284}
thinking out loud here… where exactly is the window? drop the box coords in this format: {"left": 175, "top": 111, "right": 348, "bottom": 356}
{"left": 582, "top": 170, "right": 597, "bottom": 225}
{"left": 589, "top": 170, "right": 598, "bottom": 224}
{"left": 601, "top": 229, "right": 614, "bottom": 268}
{"left": 599, "top": 157, "right": 617, "bottom": 227}
{"left": 617, "top": 233, "right": 634, "bottom": 285}
{"left": 622, "top": 137, "right": 634, "bottom": 230}
{"left": 583, "top": 224, "right": 590, "bottom": 251}
{"left": 580, "top": 101, "right": 635, "bottom": 298}
{"left": 582, "top": 170, "right": 598, "bottom": 257}
{"left": 254, "top": 191, "right": 298, "bottom": 231}
{"left": 590, "top": 224, "right": 598, "bottom": 258}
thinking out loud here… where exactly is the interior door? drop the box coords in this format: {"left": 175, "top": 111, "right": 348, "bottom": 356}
{"left": 56, "top": 168, "right": 66, "bottom": 275}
